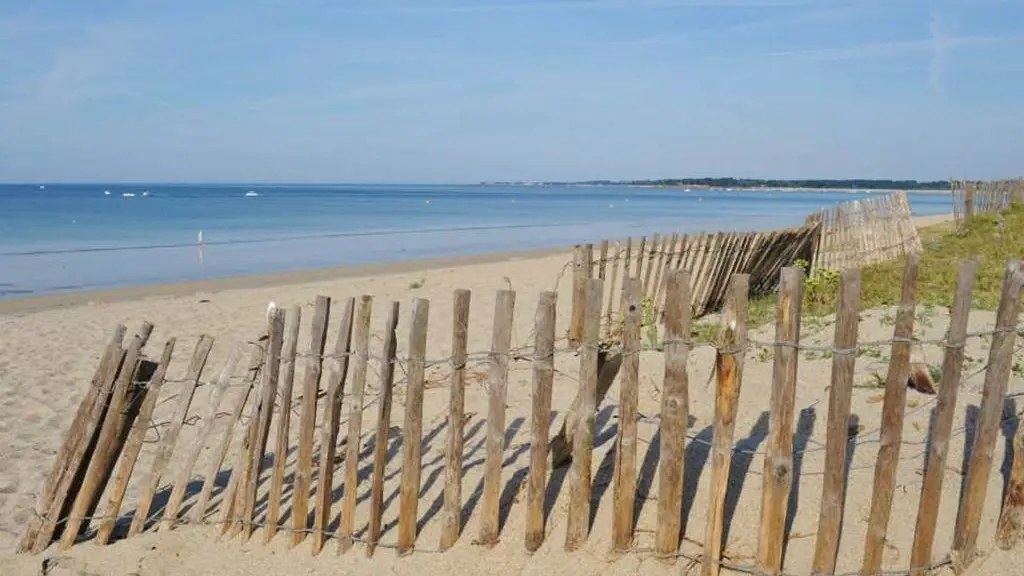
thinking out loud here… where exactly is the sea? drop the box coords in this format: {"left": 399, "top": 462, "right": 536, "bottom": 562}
{"left": 0, "top": 184, "right": 954, "bottom": 299}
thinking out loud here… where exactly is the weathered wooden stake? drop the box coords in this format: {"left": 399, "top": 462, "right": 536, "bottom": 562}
{"left": 337, "top": 295, "right": 373, "bottom": 553}
{"left": 612, "top": 278, "right": 642, "bottom": 551}
{"left": 910, "top": 261, "right": 976, "bottom": 575}
{"left": 238, "top": 307, "right": 285, "bottom": 540}
{"left": 478, "top": 290, "right": 516, "bottom": 546}
{"left": 160, "top": 341, "right": 244, "bottom": 532}
{"left": 291, "top": 296, "right": 331, "bottom": 545}
{"left": 603, "top": 241, "right": 621, "bottom": 340}
{"left": 525, "top": 291, "right": 557, "bottom": 552}
{"left": 126, "top": 335, "right": 214, "bottom": 538}
{"left": 570, "top": 245, "right": 590, "bottom": 346}
{"left": 951, "top": 260, "right": 1024, "bottom": 572}
{"left": 23, "top": 325, "right": 127, "bottom": 553}
{"left": 366, "top": 301, "right": 400, "bottom": 557}
{"left": 191, "top": 335, "right": 265, "bottom": 525}
{"left": 264, "top": 306, "right": 301, "bottom": 543}
{"left": 95, "top": 338, "right": 176, "bottom": 545}
{"left": 311, "top": 297, "right": 355, "bottom": 555}
{"left": 565, "top": 278, "right": 604, "bottom": 551}
{"left": 60, "top": 335, "right": 148, "bottom": 550}
{"left": 440, "top": 289, "right": 471, "bottom": 550}
{"left": 862, "top": 255, "right": 920, "bottom": 574}
{"left": 756, "top": 267, "right": 803, "bottom": 575}
{"left": 397, "top": 298, "right": 430, "bottom": 554}
{"left": 702, "top": 274, "right": 749, "bottom": 575}
{"left": 810, "top": 269, "right": 862, "bottom": 575}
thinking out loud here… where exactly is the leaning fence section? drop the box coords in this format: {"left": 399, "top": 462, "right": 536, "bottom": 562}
{"left": 804, "top": 190, "right": 922, "bottom": 273}
{"left": 569, "top": 225, "right": 819, "bottom": 346}
{"left": 16, "top": 258, "right": 1024, "bottom": 576}
{"left": 953, "top": 178, "right": 1024, "bottom": 224}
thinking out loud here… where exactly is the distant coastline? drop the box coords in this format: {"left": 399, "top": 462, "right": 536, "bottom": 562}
{"left": 478, "top": 177, "right": 953, "bottom": 193}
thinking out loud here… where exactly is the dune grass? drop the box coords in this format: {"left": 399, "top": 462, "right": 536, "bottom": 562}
{"left": 696, "top": 204, "right": 1024, "bottom": 337}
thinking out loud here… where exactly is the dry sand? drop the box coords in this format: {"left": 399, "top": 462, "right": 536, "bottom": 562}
{"left": 2, "top": 214, "right": 1023, "bottom": 576}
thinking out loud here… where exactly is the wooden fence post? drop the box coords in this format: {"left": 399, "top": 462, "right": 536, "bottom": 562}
{"left": 952, "top": 260, "right": 1024, "bottom": 571}
{"left": 565, "top": 278, "right": 604, "bottom": 551}
{"left": 525, "top": 291, "right": 557, "bottom": 552}
{"left": 620, "top": 237, "right": 633, "bottom": 316}
{"left": 160, "top": 341, "right": 244, "bottom": 533}
{"left": 264, "top": 306, "right": 302, "bottom": 543}
{"left": 126, "top": 335, "right": 214, "bottom": 538}
{"left": 652, "top": 233, "right": 679, "bottom": 316}
{"left": 59, "top": 334, "right": 148, "bottom": 550}
{"left": 604, "top": 241, "right": 621, "bottom": 340}
{"left": 612, "top": 278, "right": 642, "bottom": 551}
{"left": 635, "top": 237, "right": 647, "bottom": 291}
{"left": 238, "top": 308, "right": 285, "bottom": 540}
{"left": 910, "top": 261, "right": 976, "bottom": 574}
{"left": 18, "top": 325, "right": 127, "bottom": 553}
{"left": 290, "top": 296, "right": 331, "bottom": 545}
{"left": 598, "top": 240, "right": 609, "bottom": 284}
{"left": 756, "top": 266, "right": 803, "bottom": 575}
{"left": 656, "top": 269, "right": 697, "bottom": 559}
{"left": 366, "top": 301, "right": 400, "bottom": 557}
{"left": 642, "top": 234, "right": 661, "bottom": 299}
{"left": 312, "top": 297, "right": 355, "bottom": 555}
{"left": 95, "top": 338, "right": 177, "bottom": 545}
{"left": 810, "top": 268, "right": 862, "bottom": 575}
{"left": 479, "top": 290, "right": 516, "bottom": 546}
{"left": 338, "top": 295, "right": 373, "bottom": 553}
{"left": 702, "top": 274, "right": 749, "bottom": 574}
{"left": 862, "top": 254, "right": 920, "bottom": 574}
{"left": 571, "top": 245, "right": 593, "bottom": 347}
{"left": 441, "top": 290, "right": 472, "bottom": 550}
{"left": 397, "top": 298, "right": 430, "bottom": 554}
{"left": 191, "top": 336, "right": 265, "bottom": 525}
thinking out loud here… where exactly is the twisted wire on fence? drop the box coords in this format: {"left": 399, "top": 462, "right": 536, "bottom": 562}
{"left": 111, "top": 322, "right": 1024, "bottom": 469}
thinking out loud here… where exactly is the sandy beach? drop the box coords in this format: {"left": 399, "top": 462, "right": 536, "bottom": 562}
{"left": 2, "top": 212, "right": 1022, "bottom": 576}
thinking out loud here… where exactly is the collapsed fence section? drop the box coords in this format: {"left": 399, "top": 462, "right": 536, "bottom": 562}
{"left": 16, "top": 258, "right": 1024, "bottom": 576}
{"left": 569, "top": 225, "right": 819, "bottom": 346}
{"left": 804, "top": 190, "right": 922, "bottom": 273}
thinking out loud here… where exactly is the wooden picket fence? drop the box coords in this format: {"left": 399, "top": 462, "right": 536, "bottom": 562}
{"left": 804, "top": 191, "right": 922, "bottom": 272}
{"left": 568, "top": 224, "right": 819, "bottom": 345}
{"left": 15, "top": 259, "right": 1024, "bottom": 576}
{"left": 953, "top": 178, "right": 1024, "bottom": 224}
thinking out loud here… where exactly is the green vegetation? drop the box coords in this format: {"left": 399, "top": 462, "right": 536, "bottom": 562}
{"left": 847, "top": 204, "right": 1023, "bottom": 311}
{"left": 690, "top": 203, "right": 1024, "bottom": 339}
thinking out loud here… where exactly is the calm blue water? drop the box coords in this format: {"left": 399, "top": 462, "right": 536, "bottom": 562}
{"left": 0, "top": 184, "right": 953, "bottom": 298}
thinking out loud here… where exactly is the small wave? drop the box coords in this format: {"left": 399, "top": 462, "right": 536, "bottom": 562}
{"left": 1, "top": 221, "right": 584, "bottom": 257}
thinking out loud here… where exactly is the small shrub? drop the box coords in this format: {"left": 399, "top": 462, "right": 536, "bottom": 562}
{"left": 793, "top": 258, "right": 841, "bottom": 316}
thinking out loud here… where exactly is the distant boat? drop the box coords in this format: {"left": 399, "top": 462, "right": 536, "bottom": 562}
{"left": 245, "top": 191, "right": 259, "bottom": 197}
{"left": 142, "top": 190, "right": 150, "bottom": 197}
{"left": 39, "top": 185, "right": 45, "bottom": 190}
{"left": 122, "top": 192, "right": 135, "bottom": 198}
{"left": 104, "top": 190, "right": 111, "bottom": 195}
{"left": 198, "top": 230, "right": 204, "bottom": 245}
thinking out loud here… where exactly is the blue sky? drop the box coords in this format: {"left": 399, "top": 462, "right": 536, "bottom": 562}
{"left": 1, "top": 0, "right": 1022, "bottom": 183}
